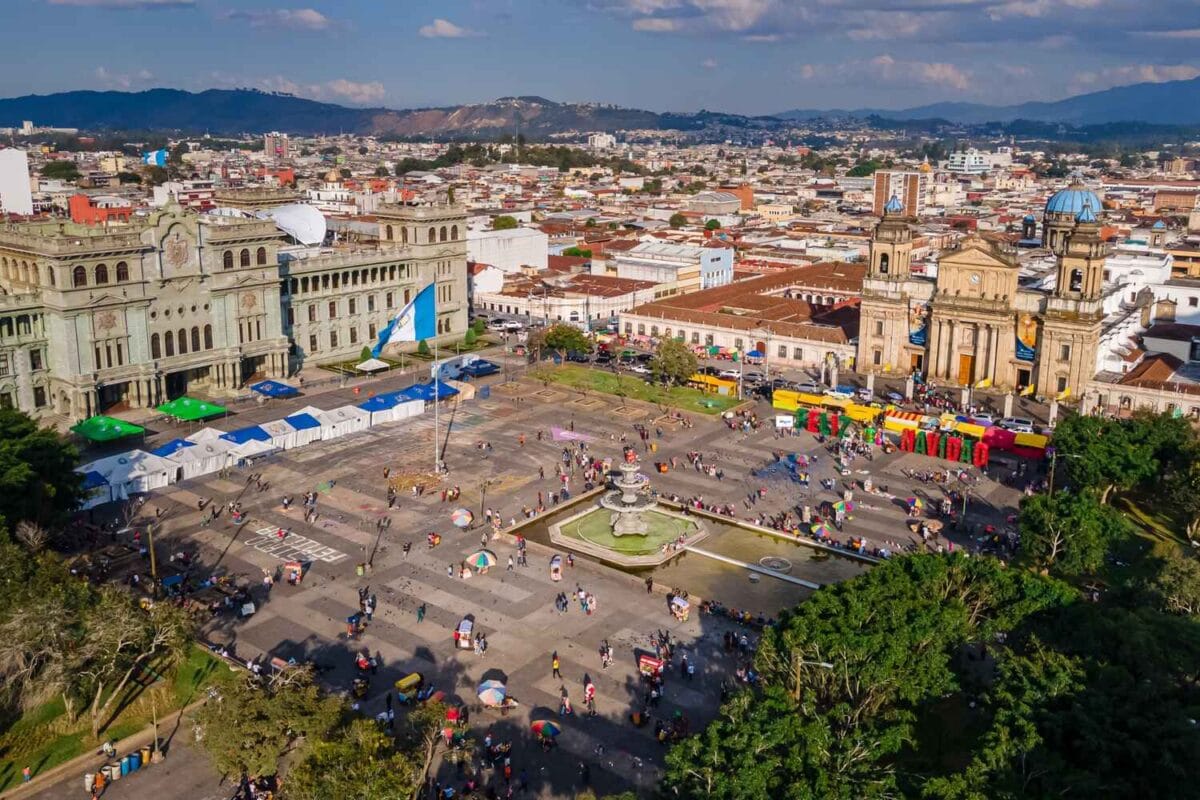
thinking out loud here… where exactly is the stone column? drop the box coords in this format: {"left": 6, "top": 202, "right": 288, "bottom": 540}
{"left": 866, "top": 372, "right": 875, "bottom": 395}
{"left": 1003, "top": 392, "right": 1014, "bottom": 417}
{"left": 904, "top": 375, "right": 914, "bottom": 401}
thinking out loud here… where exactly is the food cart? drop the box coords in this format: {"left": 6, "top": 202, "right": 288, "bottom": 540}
{"left": 549, "top": 555, "right": 563, "bottom": 582}
{"left": 455, "top": 617, "right": 474, "bottom": 649}
{"left": 284, "top": 560, "right": 304, "bottom": 585}
{"left": 638, "top": 654, "right": 664, "bottom": 678}
{"left": 671, "top": 595, "right": 690, "bottom": 622}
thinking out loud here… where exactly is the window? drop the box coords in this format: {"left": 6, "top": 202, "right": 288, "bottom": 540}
{"left": 32, "top": 387, "right": 45, "bottom": 408}
{"left": 386, "top": 225, "right": 394, "bottom": 241}
{"left": 625, "top": 323, "right": 633, "bottom": 335}
{"left": 691, "top": 332, "right": 699, "bottom": 344}
{"left": 151, "top": 334, "right": 161, "bottom": 359}
{"left": 734, "top": 338, "right": 743, "bottom": 349}
{"left": 178, "top": 328, "right": 188, "bottom": 354}
{"left": 328, "top": 301, "right": 337, "bottom": 319}
{"left": 428, "top": 227, "right": 437, "bottom": 243}
{"left": 367, "top": 295, "right": 376, "bottom": 312}
{"left": 29, "top": 350, "right": 42, "bottom": 371}
{"left": 204, "top": 325, "right": 213, "bottom": 349}
{"left": 874, "top": 321, "right": 884, "bottom": 336}
{"left": 440, "top": 226, "right": 448, "bottom": 242}
{"left": 47, "top": 267, "right": 54, "bottom": 287}
{"left": 309, "top": 334, "right": 318, "bottom": 352}
{"left": 879, "top": 253, "right": 889, "bottom": 274}
{"left": 637, "top": 324, "right": 645, "bottom": 335}
{"left": 333, "top": 273, "right": 340, "bottom": 289}
{"left": 349, "top": 298, "right": 357, "bottom": 314}
{"left": 164, "top": 330, "right": 174, "bottom": 357}
{"left": 287, "top": 307, "right": 295, "bottom": 327}
{"left": 793, "top": 347, "right": 803, "bottom": 360}
{"left": 223, "top": 251, "right": 233, "bottom": 270}
{"left": 386, "top": 292, "right": 394, "bottom": 309}
{"left": 116, "top": 343, "right": 123, "bottom": 365}
{"left": 369, "top": 323, "right": 377, "bottom": 339}
{"left": 1056, "top": 376, "right": 1068, "bottom": 393}
{"left": 72, "top": 266, "right": 87, "bottom": 287}
{"left": 873, "top": 349, "right": 882, "bottom": 366}
{"left": 451, "top": 225, "right": 458, "bottom": 240}
{"left": 401, "top": 228, "right": 408, "bottom": 244}
{"left": 1059, "top": 344, "right": 1071, "bottom": 361}
{"left": 650, "top": 326, "right": 659, "bottom": 337}
{"left": 116, "top": 261, "right": 129, "bottom": 282}
{"left": 95, "top": 264, "right": 109, "bottom": 284}
{"left": 330, "top": 330, "right": 339, "bottom": 348}
{"left": 349, "top": 328, "right": 358, "bottom": 344}
{"left": 1068, "top": 268, "right": 1083, "bottom": 292}
{"left": 240, "top": 249, "right": 251, "bottom": 267}
{"left": 256, "top": 247, "right": 267, "bottom": 266}
{"left": 191, "top": 327, "right": 200, "bottom": 352}
{"left": 0, "top": 355, "right": 7, "bottom": 376}
{"left": 0, "top": 393, "right": 12, "bottom": 409}
{"left": 307, "top": 305, "right": 316, "bottom": 323}
{"left": 1190, "top": 297, "right": 1198, "bottom": 308}
{"left": 256, "top": 319, "right": 262, "bottom": 340}
{"left": 778, "top": 345, "right": 787, "bottom": 358}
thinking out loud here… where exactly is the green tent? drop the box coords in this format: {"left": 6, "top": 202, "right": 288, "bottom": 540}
{"left": 70, "top": 415, "right": 144, "bottom": 442}
{"left": 156, "top": 397, "right": 227, "bottom": 421}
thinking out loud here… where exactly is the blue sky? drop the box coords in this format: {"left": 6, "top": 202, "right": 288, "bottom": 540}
{"left": 5, "top": 0, "right": 1200, "bottom": 114}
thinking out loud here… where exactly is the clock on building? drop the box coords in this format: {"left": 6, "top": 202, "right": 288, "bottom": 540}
{"left": 969, "top": 272, "right": 981, "bottom": 285}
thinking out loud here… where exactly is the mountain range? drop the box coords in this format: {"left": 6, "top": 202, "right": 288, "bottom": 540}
{"left": 2, "top": 76, "right": 1200, "bottom": 139}
{"left": 776, "top": 76, "right": 1200, "bottom": 126}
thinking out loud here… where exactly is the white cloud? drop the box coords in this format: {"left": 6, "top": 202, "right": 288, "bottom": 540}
{"left": 49, "top": 0, "right": 193, "bottom": 6}
{"left": 633, "top": 17, "right": 682, "bottom": 31}
{"left": 320, "top": 79, "right": 387, "bottom": 104}
{"left": 221, "top": 8, "right": 333, "bottom": 31}
{"left": 700, "top": 57, "right": 719, "bottom": 68}
{"left": 418, "top": 18, "right": 480, "bottom": 38}
{"left": 208, "top": 73, "right": 386, "bottom": 106}
{"left": 1072, "top": 63, "right": 1200, "bottom": 91}
{"left": 798, "top": 54, "right": 972, "bottom": 91}
{"left": 94, "top": 66, "right": 155, "bottom": 89}
{"left": 1137, "top": 28, "right": 1200, "bottom": 39}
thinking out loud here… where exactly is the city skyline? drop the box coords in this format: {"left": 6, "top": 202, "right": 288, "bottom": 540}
{"left": 4, "top": 0, "right": 1200, "bottom": 115}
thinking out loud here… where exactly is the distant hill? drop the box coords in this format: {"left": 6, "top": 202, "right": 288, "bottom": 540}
{"left": 777, "top": 76, "right": 1200, "bottom": 126}
{"left": 0, "top": 88, "right": 778, "bottom": 137}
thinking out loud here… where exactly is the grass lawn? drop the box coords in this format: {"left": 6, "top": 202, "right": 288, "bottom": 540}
{"left": 559, "top": 508, "right": 697, "bottom": 555}
{"left": 0, "top": 645, "right": 227, "bottom": 790}
{"left": 532, "top": 365, "right": 742, "bottom": 415}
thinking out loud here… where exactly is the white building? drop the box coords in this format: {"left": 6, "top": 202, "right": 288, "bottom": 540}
{"left": 466, "top": 227, "right": 548, "bottom": 273}
{"left": 0, "top": 149, "right": 34, "bottom": 216}
{"left": 614, "top": 241, "right": 734, "bottom": 292}
{"left": 945, "top": 149, "right": 991, "bottom": 175}
{"left": 587, "top": 133, "right": 617, "bottom": 150}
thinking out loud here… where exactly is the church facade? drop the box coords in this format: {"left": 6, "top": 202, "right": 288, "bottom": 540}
{"left": 856, "top": 190, "right": 1107, "bottom": 400}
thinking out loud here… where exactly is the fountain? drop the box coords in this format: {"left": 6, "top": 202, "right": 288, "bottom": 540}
{"left": 548, "top": 447, "right": 708, "bottom": 566}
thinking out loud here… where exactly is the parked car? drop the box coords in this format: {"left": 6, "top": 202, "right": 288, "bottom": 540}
{"left": 699, "top": 366, "right": 721, "bottom": 377}
{"left": 971, "top": 414, "right": 995, "bottom": 426}
{"left": 793, "top": 382, "right": 823, "bottom": 394}
{"left": 594, "top": 352, "right": 613, "bottom": 365}
{"left": 502, "top": 321, "right": 523, "bottom": 332}
{"left": 718, "top": 369, "right": 741, "bottom": 380}
{"left": 855, "top": 388, "right": 874, "bottom": 401}
{"left": 566, "top": 351, "right": 590, "bottom": 363}
{"left": 487, "top": 320, "right": 508, "bottom": 332}
{"left": 629, "top": 364, "right": 651, "bottom": 375}
{"left": 743, "top": 371, "right": 765, "bottom": 384}
{"left": 998, "top": 416, "right": 1036, "bottom": 433}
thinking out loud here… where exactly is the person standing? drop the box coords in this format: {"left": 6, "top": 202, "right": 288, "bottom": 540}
{"left": 552, "top": 652, "right": 562, "bottom": 679}
{"left": 416, "top": 603, "right": 426, "bottom": 623}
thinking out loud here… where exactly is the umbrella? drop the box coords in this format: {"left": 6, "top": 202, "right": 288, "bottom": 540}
{"left": 467, "top": 549, "right": 498, "bottom": 569}
{"left": 531, "top": 719, "right": 561, "bottom": 737}
{"left": 451, "top": 508, "right": 474, "bottom": 528}
{"left": 549, "top": 554, "right": 563, "bottom": 568}
{"left": 907, "top": 496, "right": 924, "bottom": 510}
{"left": 810, "top": 522, "right": 833, "bottom": 538}
{"left": 833, "top": 500, "right": 854, "bottom": 514}
{"left": 477, "top": 679, "right": 507, "bottom": 706}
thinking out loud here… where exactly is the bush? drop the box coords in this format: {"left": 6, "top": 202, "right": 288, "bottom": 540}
{"left": 464, "top": 328, "right": 477, "bottom": 346}
{"left": 359, "top": 346, "right": 372, "bottom": 362}
{"left": 416, "top": 339, "right": 430, "bottom": 357}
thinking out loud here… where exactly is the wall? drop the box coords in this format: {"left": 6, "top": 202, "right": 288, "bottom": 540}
{"left": 466, "top": 227, "right": 548, "bottom": 273}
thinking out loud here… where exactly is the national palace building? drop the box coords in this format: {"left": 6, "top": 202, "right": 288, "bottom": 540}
{"left": 856, "top": 185, "right": 1108, "bottom": 399}
{"left": 0, "top": 198, "right": 468, "bottom": 421}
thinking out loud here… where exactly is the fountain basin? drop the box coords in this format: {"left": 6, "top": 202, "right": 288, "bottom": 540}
{"left": 548, "top": 505, "right": 708, "bottom": 567}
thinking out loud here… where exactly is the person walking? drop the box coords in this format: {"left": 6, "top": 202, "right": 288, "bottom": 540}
{"left": 416, "top": 603, "right": 426, "bottom": 623}
{"left": 551, "top": 652, "right": 562, "bottom": 679}
{"left": 507, "top": 555, "right": 514, "bottom": 571}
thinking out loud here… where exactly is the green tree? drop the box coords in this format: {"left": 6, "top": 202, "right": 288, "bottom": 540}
{"left": 283, "top": 718, "right": 419, "bottom": 800}
{"left": 144, "top": 165, "right": 169, "bottom": 186}
{"left": 644, "top": 178, "right": 663, "bottom": 195}
{"left": 373, "top": 165, "right": 390, "bottom": 177}
{"left": 471, "top": 317, "right": 486, "bottom": 335}
{"left": 669, "top": 212, "right": 687, "bottom": 229}
{"left": 705, "top": 218, "right": 721, "bottom": 230}
{"left": 195, "top": 666, "right": 341, "bottom": 778}
{"left": 464, "top": 328, "right": 477, "bottom": 346}
{"left": 492, "top": 215, "right": 519, "bottom": 231}
{"left": 1147, "top": 551, "right": 1200, "bottom": 615}
{"left": 416, "top": 339, "right": 430, "bottom": 357}
{"left": 562, "top": 246, "right": 593, "bottom": 258}
{"left": 1018, "top": 491, "right": 1128, "bottom": 576}
{"left": 41, "top": 160, "right": 80, "bottom": 181}
{"left": 542, "top": 323, "right": 590, "bottom": 362}
{"left": 359, "top": 346, "right": 372, "bottom": 363}
{"left": 650, "top": 337, "right": 698, "bottom": 386}
{"left": 846, "top": 159, "right": 883, "bottom": 177}
{"left": 0, "top": 409, "right": 83, "bottom": 529}
{"left": 116, "top": 171, "right": 142, "bottom": 185}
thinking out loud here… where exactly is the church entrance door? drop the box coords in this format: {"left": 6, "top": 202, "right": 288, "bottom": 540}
{"left": 958, "top": 354, "right": 974, "bottom": 385}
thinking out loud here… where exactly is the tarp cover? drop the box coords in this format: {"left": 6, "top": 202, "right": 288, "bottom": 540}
{"left": 150, "top": 438, "right": 194, "bottom": 458}
{"left": 156, "top": 397, "right": 227, "bottom": 421}
{"left": 71, "top": 415, "right": 144, "bottom": 442}
{"left": 402, "top": 380, "right": 460, "bottom": 401}
{"left": 250, "top": 380, "right": 300, "bottom": 398}
{"left": 220, "top": 426, "right": 272, "bottom": 445}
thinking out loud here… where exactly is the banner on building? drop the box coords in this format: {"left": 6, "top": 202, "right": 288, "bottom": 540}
{"left": 1016, "top": 314, "right": 1037, "bottom": 362}
{"left": 908, "top": 302, "right": 929, "bottom": 346}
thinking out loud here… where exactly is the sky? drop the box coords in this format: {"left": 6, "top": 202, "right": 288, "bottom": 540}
{"left": 4, "top": 0, "right": 1200, "bottom": 115}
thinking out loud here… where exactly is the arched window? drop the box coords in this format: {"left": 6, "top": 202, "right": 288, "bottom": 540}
{"left": 428, "top": 227, "right": 437, "bottom": 243}
{"left": 191, "top": 327, "right": 201, "bottom": 352}
{"left": 203, "top": 324, "right": 213, "bottom": 349}
{"left": 1069, "top": 269, "right": 1083, "bottom": 292}
{"left": 440, "top": 226, "right": 448, "bottom": 242}
{"left": 177, "top": 328, "right": 188, "bottom": 354}
{"left": 95, "top": 264, "right": 109, "bottom": 284}
{"left": 401, "top": 227, "right": 408, "bottom": 244}
{"left": 116, "top": 261, "right": 129, "bottom": 282}
{"left": 223, "top": 251, "right": 234, "bottom": 270}
{"left": 256, "top": 247, "right": 267, "bottom": 265}
{"left": 386, "top": 225, "right": 394, "bottom": 241}
{"left": 164, "top": 330, "right": 175, "bottom": 357}
{"left": 879, "top": 253, "right": 889, "bottom": 274}
{"left": 47, "top": 266, "right": 55, "bottom": 287}
{"left": 21, "top": 262, "right": 30, "bottom": 284}
{"left": 240, "top": 249, "right": 250, "bottom": 267}
{"left": 151, "top": 333, "right": 161, "bottom": 359}
{"left": 451, "top": 225, "right": 458, "bottom": 240}
{"left": 72, "top": 266, "right": 87, "bottom": 287}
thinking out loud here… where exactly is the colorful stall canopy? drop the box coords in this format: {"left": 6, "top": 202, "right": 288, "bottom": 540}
{"left": 156, "top": 397, "right": 227, "bottom": 421}
{"left": 250, "top": 380, "right": 300, "bottom": 398}
{"left": 71, "top": 415, "right": 145, "bottom": 442}
{"left": 150, "top": 438, "right": 194, "bottom": 458}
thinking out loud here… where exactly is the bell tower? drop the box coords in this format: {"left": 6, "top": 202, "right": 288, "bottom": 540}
{"left": 869, "top": 195, "right": 913, "bottom": 280}
{"left": 1056, "top": 201, "right": 1106, "bottom": 300}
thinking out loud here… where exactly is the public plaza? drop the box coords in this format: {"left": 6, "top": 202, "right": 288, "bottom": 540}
{"left": 34, "top": 355, "right": 1028, "bottom": 800}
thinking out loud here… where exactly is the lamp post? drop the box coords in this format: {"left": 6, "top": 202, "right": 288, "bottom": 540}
{"left": 791, "top": 655, "right": 835, "bottom": 701}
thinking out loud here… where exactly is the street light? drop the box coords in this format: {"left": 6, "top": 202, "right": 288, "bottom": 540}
{"left": 1046, "top": 447, "right": 1081, "bottom": 498}
{"left": 791, "top": 654, "right": 836, "bottom": 701}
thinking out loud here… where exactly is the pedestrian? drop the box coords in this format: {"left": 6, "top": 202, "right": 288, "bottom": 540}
{"left": 448, "top": 564, "right": 454, "bottom": 577}
{"left": 552, "top": 652, "right": 562, "bottom": 679}
{"left": 507, "top": 555, "right": 514, "bottom": 571}
{"left": 645, "top": 576, "right": 654, "bottom": 594}
{"left": 416, "top": 602, "right": 426, "bottom": 623}
{"left": 21, "top": 766, "right": 30, "bottom": 783}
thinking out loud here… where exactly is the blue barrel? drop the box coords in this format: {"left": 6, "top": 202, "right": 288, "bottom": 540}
{"left": 480, "top": 386, "right": 491, "bottom": 399}
{"left": 120, "top": 756, "right": 130, "bottom": 776}
{"left": 129, "top": 752, "right": 141, "bottom": 771}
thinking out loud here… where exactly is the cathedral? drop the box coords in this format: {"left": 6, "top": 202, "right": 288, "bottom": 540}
{"left": 855, "top": 187, "right": 1107, "bottom": 399}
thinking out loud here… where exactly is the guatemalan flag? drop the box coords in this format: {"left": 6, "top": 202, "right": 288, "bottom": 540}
{"left": 372, "top": 283, "right": 436, "bottom": 357}
{"left": 142, "top": 150, "right": 168, "bottom": 167}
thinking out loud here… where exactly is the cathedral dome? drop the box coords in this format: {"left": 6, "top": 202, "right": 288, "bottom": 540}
{"left": 1045, "top": 183, "right": 1103, "bottom": 216}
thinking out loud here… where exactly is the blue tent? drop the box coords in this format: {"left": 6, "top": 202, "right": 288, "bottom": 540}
{"left": 80, "top": 470, "right": 109, "bottom": 491}
{"left": 283, "top": 412, "right": 321, "bottom": 431}
{"left": 151, "top": 438, "right": 195, "bottom": 458}
{"left": 402, "top": 380, "right": 460, "bottom": 401}
{"left": 220, "top": 425, "right": 272, "bottom": 445}
{"left": 461, "top": 360, "right": 500, "bottom": 378}
{"left": 357, "top": 391, "right": 407, "bottom": 413}
{"left": 747, "top": 350, "right": 764, "bottom": 358}
{"left": 250, "top": 380, "right": 300, "bottom": 398}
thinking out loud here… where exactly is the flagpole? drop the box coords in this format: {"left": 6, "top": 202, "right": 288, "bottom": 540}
{"left": 433, "top": 285, "right": 440, "bottom": 475}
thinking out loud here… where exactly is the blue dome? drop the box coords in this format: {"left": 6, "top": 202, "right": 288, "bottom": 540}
{"left": 884, "top": 194, "right": 904, "bottom": 214}
{"left": 1045, "top": 185, "right": 1103, "bottom": 216}
{"left": 1153, "top": 220, "right": 1166, "bottom": 229}
{"left": 1075, "top": 203, "right": 1097, "bottom": 224}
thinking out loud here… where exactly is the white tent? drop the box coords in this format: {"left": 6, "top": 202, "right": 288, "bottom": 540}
{"left": 315, "top": 405, "right": 371, "bottom": 440}
{"left": 79, "top": 450, "right": 177, "bottom": 500}
{"left": 355, "top": 358, "right": 389, "bottom": 372}
{"left": 228, "top": 438, "right": 279, "bottom": 464}
{"left": 259, "top": 418, "right": 302, "bottom": 451}
{"left": 168, "top": 438, "right": 237, "bottom": 479}
{"left": 187, "top": 427, "right": 227, "bottom": 443}
{"left": 392, "top": 398, "right": 424, "bottom": 422}
{"left": 296, "top": 405, "right": 339, "bottom": 441}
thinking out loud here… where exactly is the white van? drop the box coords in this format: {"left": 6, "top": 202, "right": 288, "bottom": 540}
{"left": 998, "top": 417, "right": 1036, "bottom": 434}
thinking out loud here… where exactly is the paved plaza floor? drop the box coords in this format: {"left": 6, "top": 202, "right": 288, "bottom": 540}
{"left": 54, "top": 361, "right": 1030, "bottom": 800}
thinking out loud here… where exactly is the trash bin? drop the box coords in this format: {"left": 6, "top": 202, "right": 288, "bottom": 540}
{"left": 650, "top": 442, "right": 657, "bottom": 452}
{"left": 140, "top": 746, "right": 152, "bottom": 765}
{"left": 120, "top": 756, "right": 130, "bottom": 776}
{"left": 480, "top": 386, "right": 491, "bottom": 399}
{"left": 355, "top": 563, "right": 366, "bottom": 577}
{"left": 129, "top": 751, "right": 141, "bottom": 771}
{"left": 84, "top": 773, "right": 95, "bottom": 793}
{"left": 106, "top": 763, "right": 121, "bottom": 782}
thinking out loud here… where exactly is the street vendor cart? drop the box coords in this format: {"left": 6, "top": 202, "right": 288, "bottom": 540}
{"left": 549, "top": 555, "right": 563, "bottom": 582}
{"left": 638, "top": 654, "right": 664, "bottom": 678}
{"left": 455, "top": 616, "right": 474, "bottom": 649}
{"left": 671, "top": 595, "right": 690, "bottom": 622}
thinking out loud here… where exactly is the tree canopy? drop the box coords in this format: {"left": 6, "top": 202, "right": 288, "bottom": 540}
{"left": 1017, "top": 491, "right": 1128, "bottom": 576}
{"left": 0, "top": 409, "right": 83, "bottom": 529}
{"left": 41, "top": 160, "right": 80, "bottom": 181}
{"left": 492, "top": 215, "right": 519, "bottom": 231}
{"left": 669, "top": 212, "right": 687, "bottom": 228}
{"left": 650, "top": 338, "right": 698, "bottom": 386}
{"left": 541, "top": 323, "right": 591, "bottom": 359}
